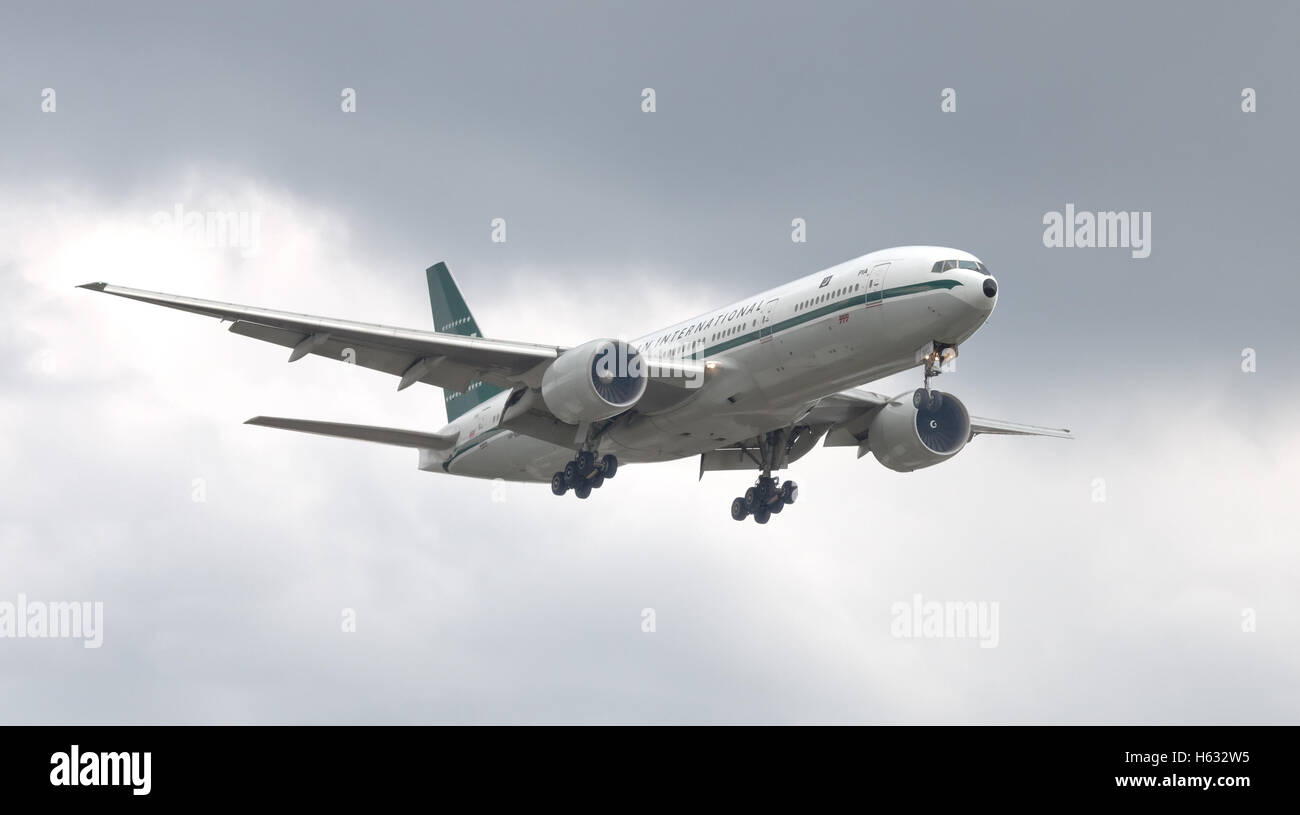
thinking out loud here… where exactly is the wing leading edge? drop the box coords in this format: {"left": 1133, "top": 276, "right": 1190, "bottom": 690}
{"left": 77, "top": 281, "right": 560, "bottom": 393}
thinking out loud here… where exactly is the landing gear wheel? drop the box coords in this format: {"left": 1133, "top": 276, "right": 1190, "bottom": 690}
{"left": 574, "top": 482, "right": 592, "bottom": 499}
{"left": 600, "top": 454, "right": 619, "bottom": 479}
{"left": 729, "top": 427, "right": 803, "bottom": 521}
{"left": 730, "top": 497, "right": 748, "bottom": 521}
{"left": 576, "top": 450, "right": 595, "bottom": 474}
{"left": 590, "top": 472, "right": 605, "bottom": 489}
{"left": 550, "top": 472, "right": 567, "bottom": 496}
{"left": 781, "top": 481, "right": 798, "bottom": 505}
{"left": 563, "top": 461, "right": 580, "bottom": 487}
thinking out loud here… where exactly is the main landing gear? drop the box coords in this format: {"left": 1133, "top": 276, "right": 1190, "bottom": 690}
{"left": 730, "top": 476, "right": 798, "bottom": 524}
{"left": 550, "top": 451, "right": 619, "bottom": 499}
{"left": 728, "top": 428, "right": 799, "bottom": 524}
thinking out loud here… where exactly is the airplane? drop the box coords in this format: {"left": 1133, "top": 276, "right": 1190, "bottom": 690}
{"left": 80, "top": 245, "right": 1070, "bottom": 523}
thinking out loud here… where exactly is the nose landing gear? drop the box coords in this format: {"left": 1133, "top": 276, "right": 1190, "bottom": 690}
{"left": 915, "top": 341, "right": 957, "bottom": 411}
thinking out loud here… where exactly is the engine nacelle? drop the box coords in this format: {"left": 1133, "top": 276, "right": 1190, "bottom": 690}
{"left": 541, "top": 339, "right": 648, "bottom": 424}
{"left": 868, "top": 390, "right": 971, "bottom": 472}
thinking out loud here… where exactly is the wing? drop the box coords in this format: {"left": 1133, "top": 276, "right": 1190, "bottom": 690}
{"left": 967, "top": 416, "right": 1072, "bottom": 438}
{"left": 810, "top": 387, "right": 1072, "bottom": 450}
{"left": 78, "top": 282, "right": 560, "bottom": 393}
{"left": 245, "top": 416, "right": 461, "bottom": 449}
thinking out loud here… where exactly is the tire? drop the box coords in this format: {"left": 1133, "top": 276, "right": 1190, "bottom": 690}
{"left": 550, "top": 473, "right": 567, "bottom": 496}
{"left": 730, "top": 497, "right": 748, "bottom": 521}
{"left": 781, "top": 481, "right": 798, "bottom": 505}
{"left": 563, "top": 461, "right": 579, "bottom": 487}
{"left": 575, "top": 482, "right": 592, "bottom": 499}
{"left": 576, "top": 450, "right": 595, "bottom": 474}
{"left": 769, "top": 500, "right": 783, "bottom": 514}
{"left": 590, "top": 472, "right": 605, "bottom": 489}
{"left": 754, "top": 507, "right": 771, "bottom": 524}
{"left": 601, "top": 454, "right": 619, "bottom": 479}
{"left": 744, "top": 487, "right": 758, "bottom": 511}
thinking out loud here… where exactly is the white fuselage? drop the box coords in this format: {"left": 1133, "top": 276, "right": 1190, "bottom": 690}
{"left": 427, "top": 246, "right": 997, "bottom": 482}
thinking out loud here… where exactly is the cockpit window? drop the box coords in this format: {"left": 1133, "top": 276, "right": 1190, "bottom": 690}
{"left": 931, "top": 259, "right": 991, "bottom": 274}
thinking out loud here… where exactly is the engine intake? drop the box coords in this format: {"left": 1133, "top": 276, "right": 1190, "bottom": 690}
{"left": 867, "top": 390, "right": 971, "bottom": 472}
{"left": 541, "top": 339, "right": 648, "bottom": 424}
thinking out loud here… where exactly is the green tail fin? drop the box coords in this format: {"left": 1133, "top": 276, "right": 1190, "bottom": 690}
{"left": 426, "top": 261, "right": 504, "bottom": 422}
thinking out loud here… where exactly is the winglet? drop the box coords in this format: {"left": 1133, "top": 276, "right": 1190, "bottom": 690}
{"left": 77, "top": 282, "right": 108, "bottom": 291}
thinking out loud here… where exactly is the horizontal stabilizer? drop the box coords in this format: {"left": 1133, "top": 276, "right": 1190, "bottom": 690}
{"left": 245, "top": 416, "right": 460, "bottom": 450}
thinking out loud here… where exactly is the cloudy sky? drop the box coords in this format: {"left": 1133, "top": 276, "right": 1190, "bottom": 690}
{"left": 2, "top": 1, "right": 1297, "bottom": 723}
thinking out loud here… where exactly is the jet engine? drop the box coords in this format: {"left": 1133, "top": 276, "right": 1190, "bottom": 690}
{"left": 867, "top": 390, "right": 971, "bottom": 472}
{"left": 540, "top": 339, "right": 648, "bottom": 424}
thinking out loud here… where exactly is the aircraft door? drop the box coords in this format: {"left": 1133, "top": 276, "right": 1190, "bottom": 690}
{"left": 758, "top": 297, "right": 780, "bottom": 343}
{"left": 865, "top": 262, "right": 889, "bottom": 309}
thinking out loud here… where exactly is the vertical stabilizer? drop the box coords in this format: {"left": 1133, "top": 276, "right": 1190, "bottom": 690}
{"left": 426, "top": 262, "right": 504, "bottom": 421}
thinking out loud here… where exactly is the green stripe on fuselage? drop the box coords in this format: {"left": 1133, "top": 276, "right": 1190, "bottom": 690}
{"left": 686, "top": 277, "right": 962, "bottom": 359}
{"left": 442, "top": 427, "right": 506, "bottom": 470}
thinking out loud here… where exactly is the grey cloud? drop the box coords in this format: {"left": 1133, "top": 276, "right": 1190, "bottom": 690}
{"left": 1, "top": 1, "right": 1296, "bottom": 723}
